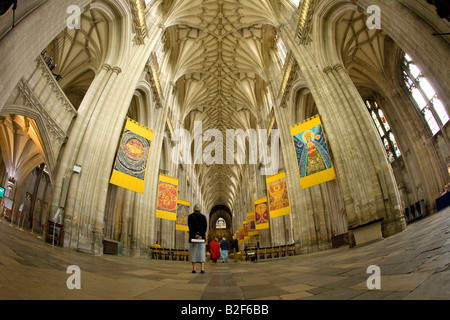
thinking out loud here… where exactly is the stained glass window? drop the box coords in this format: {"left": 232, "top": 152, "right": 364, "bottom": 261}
{"left": 372, "top": 111, "right": 385, "bottom": 137}
{"left": 389, "top": 133, "right": 401, "bottom": 157}
{"left": 366, "top": 98, "right": 401, "bottom": 162}
{"left": 216, "top": 218, "right": 226, "bottom": 230}
{"left": 402, "top": 53, "right": 448, "bottom": 135}
{"left": 378, "top": 109, "right": 390, "bottom": 131}
{"left": 383, "top": 138, "right": 395, "bottom": 163}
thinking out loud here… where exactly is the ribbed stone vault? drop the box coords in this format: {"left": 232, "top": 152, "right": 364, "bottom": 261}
{"left": 162, "top": 0, "right": 279, "bottom": 212}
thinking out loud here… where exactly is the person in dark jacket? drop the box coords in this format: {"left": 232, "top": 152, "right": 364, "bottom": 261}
{"left": 219, "top": 237, "right": 229, "bottom": 263}
{"left": 232, "top": 235, "right": 239, "bottom": 262}
{"left": 188, "top": 204, "right": 207, "bottom": 273}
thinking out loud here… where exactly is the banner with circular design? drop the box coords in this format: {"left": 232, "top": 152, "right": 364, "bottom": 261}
{"left": 110, "top": 118, "right": 154, "bottom": 194}
{"left": 156, "top": 174, "right": 179, "bottom": 221}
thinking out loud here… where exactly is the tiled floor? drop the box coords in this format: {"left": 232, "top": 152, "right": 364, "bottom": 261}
{"left": 0, "top": 208, "right": 449, "bottom": 300}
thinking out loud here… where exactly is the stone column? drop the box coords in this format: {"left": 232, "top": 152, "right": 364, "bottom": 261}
{"left": 281, "top": 26, "right": 405, "bottom": 244}
{"left": 58, "top": 17, "right": 163, "bottom": 253}
{"left": 333, "top": 63, "right": 405, "bottom": 235}
{"left": 59, "top": 64, "right": 113, "bottom": 249}
{"left": 268, "top": 83, "right": 317, "bottom": 252}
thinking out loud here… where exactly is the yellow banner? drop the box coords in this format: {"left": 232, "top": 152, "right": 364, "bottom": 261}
{"left": 266, "top": 171, "right": 291, "bottom": 218}
{"left": 238, "top": 226, "right": 245, "bottom": 245}
{"left": 243, "top": 221, "right": 249, "bottom": 240}
{"left": 110, "top": 118, "right": 154, "bottom": 194}
{"left": 156, "top": 174, "right": 178, "bottom": 221}
{"left": 247, "top": 212, "right": 259, "bottom": 236}
{"left": 176, "top": 199, "right": 190, "bottom": 231}
{"left": 254, "top": 197, "right": 269, "bottom": 230}
{"left": 290, "top": 115, "right": 335, "bottom": 189}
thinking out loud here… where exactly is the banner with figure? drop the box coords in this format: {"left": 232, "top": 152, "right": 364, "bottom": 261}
{"left": 243, "top": 221, "right": 249, "bottom": 240}
{"left": 110, "top": 118, "right": 154, "bottom": 193}
{"left": 254, "top": 198, "right": 269, "bottom": 230}
{"left": 290, "top": 115, "right": 335, "bottom": 189}
{"left": 176, "top": 199, "right": 190, "bottom": 231}
{"left": 247, "top": 212, "right": 258, "bottom": 236}
{"left": 266, "top": 171, "right": 291, "bottom": 218}
{"left": 156, "top": 174, "right": 178, "bottom": 221}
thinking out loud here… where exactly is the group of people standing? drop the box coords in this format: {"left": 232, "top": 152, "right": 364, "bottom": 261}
{"left": 209, "top": 236, "right": 238, "bottom": 263}
{"left": 187, "top": 204, "right": 239, "bottom": 273}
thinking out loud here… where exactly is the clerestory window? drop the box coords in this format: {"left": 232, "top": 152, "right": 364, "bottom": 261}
{"left": 402, "top": 53, "right": 449, "bottom": 136}
{"left": 276, "top": 36, "right": 288, "bottom": 68}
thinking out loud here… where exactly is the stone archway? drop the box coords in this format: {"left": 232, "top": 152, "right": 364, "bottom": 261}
{"left": 209, "top": 205, "right": 232, "bottom": 243}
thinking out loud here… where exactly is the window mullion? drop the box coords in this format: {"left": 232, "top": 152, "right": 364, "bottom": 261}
{"left": 403, "top": 65, "right": 442, "bottom": 133}
{"left": 416, "top": 81, "right": 444, "bottom": 128}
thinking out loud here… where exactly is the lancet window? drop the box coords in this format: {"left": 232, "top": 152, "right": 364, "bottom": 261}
{"left": 365, "top": 98, "right": 401, "bottom": 162}
{"left": 403, "top": 54, "right": 449, "bottom": 135}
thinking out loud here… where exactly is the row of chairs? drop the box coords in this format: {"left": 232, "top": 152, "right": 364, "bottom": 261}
{"left": 244, "top": 244, "right": 296, "bottom": 261}
{"left": 150, "top": 244, "right": 297, "bottom": 261}
{"left": 150, "top": 248, "right": 190, "bottom": 261}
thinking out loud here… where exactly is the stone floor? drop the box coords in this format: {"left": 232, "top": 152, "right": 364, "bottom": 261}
{"left": 0, "top": 208, "right": 449, "bottom": 301}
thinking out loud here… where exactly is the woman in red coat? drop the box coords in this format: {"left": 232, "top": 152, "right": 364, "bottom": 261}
{"left": 209, "top": 238, "right": 220, "bottom": 262}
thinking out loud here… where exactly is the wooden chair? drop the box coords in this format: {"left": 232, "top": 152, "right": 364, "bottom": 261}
{"left": 259, "top": 247, "right": 266, "bottom": 260}
{"left": 171, "top": 249, "right": 178, "bottom": 261}
{"left": 182, "top": 249, "right": 190, "bottom": 261}
{"left": 265, "top": 247, "right": 273, "bottom": 259}
{"left": 288, "top": 244, "right": 296, "bottom": 256}
{"left": 160, "top": 248, "right": 169, "bottom": 260}
{"left": 271, "top": 246, "right": 277, "bottom": 259}
{"left": 281, "top": 245, "right": 287, "bottom": 257}
{"left": 150, "top": 247, "right": 161, "bottom": 259}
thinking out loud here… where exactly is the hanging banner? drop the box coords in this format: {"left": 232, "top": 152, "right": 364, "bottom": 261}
{"left": 247, "top": 212, "right": 258, "bottom": 236}
{"left": 254, "top": 197, "right": 269, "bottom": 230}
{"left": 238, "top": 226, "right": 245, "bottom": 245}
{"left": 110, "top": 118, "right": 154, "bottom": 194}
{"left": 290, "top": 115, "right": 335, "bottom": 189}
{"left": 176, "top": 199, "right": 190, "bottom": 231}
{"left": 156, "top": 174, "right": 178, "bottom": 221}
{"left": 243, "top": 221, "right": 249, "bottom": 240}
{"left": 266, "top": 171, "right": 291, "bottom": 218}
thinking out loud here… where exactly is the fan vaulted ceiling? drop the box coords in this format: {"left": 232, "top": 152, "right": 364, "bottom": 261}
{"left": 161, "top": 0, "right": 279, "bottom": 213}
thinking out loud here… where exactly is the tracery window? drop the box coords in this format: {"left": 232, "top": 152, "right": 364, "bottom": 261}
{"left": 365, "top": 98, "right": 401, "bottom": 162}
{"left": 402, "top": 53, "right": 449, "bottom": 136}
{"left": 216, "top": 218, "right": 226, "bottom": 230}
